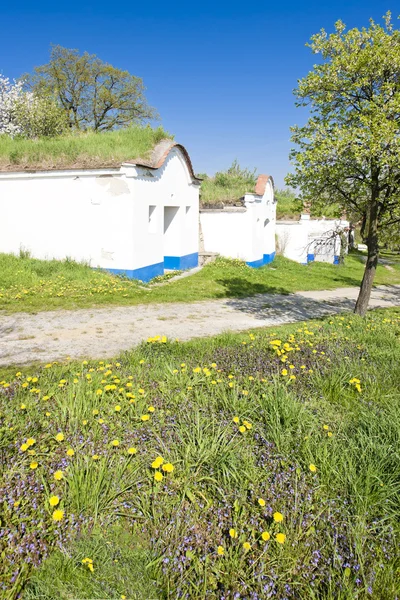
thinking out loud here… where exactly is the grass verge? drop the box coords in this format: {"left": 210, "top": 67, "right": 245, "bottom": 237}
{"left": 1, "top": 308, "right": 399, "bottom": 598}
{"left": 1, "top": 252, "right": 399, "bottom": 314}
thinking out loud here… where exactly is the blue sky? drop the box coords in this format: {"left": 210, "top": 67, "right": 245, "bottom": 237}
{"left": 0, "top": 0, "right": 395, "bottom": 186}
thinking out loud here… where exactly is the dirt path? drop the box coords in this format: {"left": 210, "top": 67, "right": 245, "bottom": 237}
{"left": 1, "top": 284, "right": 400, "bottom": 366}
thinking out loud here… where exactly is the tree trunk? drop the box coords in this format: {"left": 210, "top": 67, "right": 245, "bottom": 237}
{"left": 354, "top": 195, "right": 379, "bottom": 317}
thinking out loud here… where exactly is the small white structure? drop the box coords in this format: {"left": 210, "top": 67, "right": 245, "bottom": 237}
{"left": 200, "top": 175, "right": 277, "bottom": 267}
{"left": 0, "top": 140, "right": 200, "bottom": 281}
{"left": 276, "top": 215, "right": 349, "bottom": 265}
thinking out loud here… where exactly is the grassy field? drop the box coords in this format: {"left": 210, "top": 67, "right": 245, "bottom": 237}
{"left": 0, "top": 252, "right": 399, "bottom": 315}
{"left": 0, "top": 126, "right": 171, "bottom": 171}
{"left": 1, "top": 308, "right": 399, "bottom": 599}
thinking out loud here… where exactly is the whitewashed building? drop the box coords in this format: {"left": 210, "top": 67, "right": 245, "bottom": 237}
{"left": 200, "top": 175, "right": 276, "bottom": 267}
{"left": 276, "top": 214, "right": 349, "bottom": 265}
{"left": 0, "top": 140, "right": 201, "bottom": 281}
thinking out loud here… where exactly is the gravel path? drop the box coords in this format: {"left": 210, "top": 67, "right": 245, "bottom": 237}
{"left": 1, "top": 284, "right": 399, "bottom": 366}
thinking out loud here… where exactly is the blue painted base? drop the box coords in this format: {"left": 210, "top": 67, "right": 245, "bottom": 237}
{"left": 164, "top": 252, "right": 198, "bottom": 270}
{"left": 263, "top": 251, "right": 276, "bottom": 264}
{"left": 247, "top": 251, "right": 276, "bottom": 268}
{"left": 333, "top": 255, "right": 340, "bottom": 265}
{"left": 307, "top": 253, "right": 315, "bottom": 263}
{"left": 106, "top": 261, "right": 164, "bottom": 283}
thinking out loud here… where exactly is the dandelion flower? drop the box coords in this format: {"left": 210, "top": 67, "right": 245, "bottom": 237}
{"left": 49, "top": 495, "right": 60, "bottom": 506}
{"left": 258, "top": 498, "right": 266, "bottom": 507}
{"left": 114, "top": 405, "right": 121, "bottom": 412}
{"left": 148, "top": 406, "right": 155, "bottom": 413}
{"left": 229, "top": 528, "right": 237, "bottom": 538}
{"left": 26, "top": 438, "right": 36, "bottom": 447}
{"left": 152, "top": 456, "right": 164, "bottom": 469}
{"left": 53, "top": 470, "right": 63, "bottom": 481}
{"left": 55, "top": 433, "right": 64, "bottom": 442}
{"left": 141, "top": 414, "right": 150, "bottom": 421}
{"left": 323, "top": 425, "right": 329, "bottom": 430}
{"left": 242, "top": 542, "right": 251, "bottom": 551}
{"left": 217, "top": 546, "right": 224, "bottom": 555}
{"left": 127, "top": 447, "right": 137, "bottom": 455}
{"left": 52, "top": 509, "right": 64, "bottom": 521}
{"left": 243, "top": 421, "right": 252, "bottom": 430}
{"left": 239, "top": 425, "right": 246, "bottom": 433}
{"left": 30, "top": 461, "right": 38, "bottom": 469}
{"left": 261, "top": 531, "right": 270, "bottom": 541}
{"left": 273, "top": 512, "right": 284, "bottom": 523}
{"left": 20, "top": 443, "right": 29, "bottom": 452}
{"left": 328, "top": 431, "right": 333, "bottom": 438}
{"left": 309, "top": 464, "right": 317, "bottom": 473}
{"left": 111, "top": 439, "right": 119, "bottom": 447}
{"left": 233, "top": 416, "right": 240, "bottom": 423}
{"left": 154, "top": 471, "right": 163, "bottom": 482}
{"left": 66, "top": 448, "right": 75, "bottom": 457}
{"left": 92, "top": 454, "right": 100, "bottom": 460}
{"left": 275, "top": 533, "right": 286, "bottom": 544}
{"left": 162, "top": 463, "right": 174, "bottom": 473}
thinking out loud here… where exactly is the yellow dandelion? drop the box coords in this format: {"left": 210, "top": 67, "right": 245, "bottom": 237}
{"left": 328, "top": 431, "right": 333, "bottom": 438}
{"left": 162, "top": 463, "right": 174, "bottom": 473}
{"left": 229, "top": 528, "right": 237, "bottom": 538}
{"left": 239, "top": 425, "right": 246, "bottom": 433}
{"left": 55, "top": 433, "right": 64, "bottom": 442}
{"left": 154, "top": 471, "right": 163, "bottom": 482}
{"left": 30, "top": 461, "right": 38, "bottom": 469}
{"left": 53, "top": 470, "right": 63, "bottom": 481}
{"left": 114, "top": 405, "right": 121, "bottom": 412}
{"left": 127, "top": 447, "right": 137, "bottom": 455}
{"left": 66, "top": 448, "right": 75, "bottom": 457}
{"left": 148, "top": 406, "right": 155, "bottom": 413}
{"left": 323, "top": 425, "right": 329, "bottom": 430}
{"left": 49, "top": 495, "right": 60, "bottom": 506}
{"left": 20, "top": 443, "right": 29, "bottom": 452}
{"left": 258, "top": 498, "right": 266, "bottom": 507}
{"left": 243, "top": 542, "right": 251, "bottom": 551}
{"left": 275, "top": 533, "right": 286, "bottom": 544}
{"left": 261, "top": 531, "right": 271, "bottom": 541}
{"left": 217, "top": 545, "right": 224, "bottom": 555}
{"left": 26, "top": 438, "right": 36, "bottom": 446}
{"left": 111, "top": 439, "right": 120, "bottom": 447}
{"left": 309, "top": 464, "right": 317, "bottom": 473}
{"left": 141, "top": 414, "right": 150, "bottom": 421}
{"left": 92, "top": 454, "right": 100, "bottom": 460}
{"left": 273, "top": 512, "right": 284, "bottom": 523}
{"left": 152, "top": 456, "right": 164, "bottom": 469}
{"left": 52, "top": 509, "right": 64, "bottom": 521}
{"left": 233, "top": 416, "right": 240, "bottom": 423}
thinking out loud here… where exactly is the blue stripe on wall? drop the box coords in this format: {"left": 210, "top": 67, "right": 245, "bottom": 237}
{"left": 164, "top": 252, "right": 198, "bottom": 270}
{"left": 247, "top": 251, "right": 276, "bottom": 268}
{"left": 307, "top": 253, "right": 315, "bottom": 263}
{"left": 263, "top": 251, "right": 276, "bottom": 264}
{"left": 105, "top": 261, "right": 164, "bottom": 282}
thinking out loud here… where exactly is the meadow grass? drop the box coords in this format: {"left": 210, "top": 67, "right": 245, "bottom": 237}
{"left": 1, "top": 252, "right": 399, "bottom": 314}
{"left": 0, "top": 126, "right": 171, "bottom": 171}
{"left": 1, "top": 308, "right": 399, "bottom": 599}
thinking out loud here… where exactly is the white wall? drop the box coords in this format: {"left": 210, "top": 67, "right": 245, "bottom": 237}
{"left": 0, "top": 169, "right": 135, "bottom": 270}
{"left": 200, "top": 178, "right": 277, "bottom": 266}
{"left": 0, "top": 146, "right": 200, "bottom": 280}
{"left": 276, "top": 216, "right": 349, "bottom": 264}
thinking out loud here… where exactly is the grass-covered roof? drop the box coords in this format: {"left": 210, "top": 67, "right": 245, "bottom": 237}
{"left": 0, "top": 126, "right": 173, "bottom": 171}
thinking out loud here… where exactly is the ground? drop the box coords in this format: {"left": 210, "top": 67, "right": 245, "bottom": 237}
{"left": 1, "top": 308, "right": 399, "bottom": 599}
{"left": 1, "top": 284, "right": 400, "bottom": 367}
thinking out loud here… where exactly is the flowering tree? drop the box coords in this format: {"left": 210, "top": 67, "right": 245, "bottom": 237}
{"left": 287, "top": 14, "right": 400, "bottom": 316}
{"left": 0, "top": 74, "right": 67, "bottom": 138}
{"left": 0, "top": 76, "right": 24, "bottom": 136}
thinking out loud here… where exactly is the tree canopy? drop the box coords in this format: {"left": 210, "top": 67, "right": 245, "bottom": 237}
{"left": 286, "top": 13, "right": 400, "bottom": 315}
{"left": 25, "top": 45, "right": 157, "bottom": 132}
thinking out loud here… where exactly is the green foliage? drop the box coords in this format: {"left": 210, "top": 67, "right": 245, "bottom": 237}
{"left": 200, "top": 160, "right": 257, "bottom": 206}
{"left": 0, "top": 125, "right": 172, "bottom": 170}
{"left": 1, "top": 309, "right": 400, "bottom": 598}
{"left": 287, "top": 14, "right": 400, "bottom": 312}
{"left": 13, "top": 93, "right": 68, "bottom": 138}
{"left": 0, "top": 252, "right": 399, "bottom": 314}
{"left": 25, "top": 45, "right": 157, "bottom": 132}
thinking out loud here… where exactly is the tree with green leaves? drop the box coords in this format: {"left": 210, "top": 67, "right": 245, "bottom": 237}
{"left": 25, "top": 45, "right": 156, "bottom": 132}
{"left": 286, "top": 13, "right": 400, "bottom": 316}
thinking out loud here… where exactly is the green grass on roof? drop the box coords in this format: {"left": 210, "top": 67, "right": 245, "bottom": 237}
{"left": 0, "top": 126, "right": 173, "bottom": 171}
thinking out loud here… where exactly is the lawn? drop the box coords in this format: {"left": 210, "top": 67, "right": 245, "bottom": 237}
{"left": 1, "top": 308, "right": 399, "bottom": 599}
{"left": 1, "top": 252, "right": 399, "bottom": 314}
